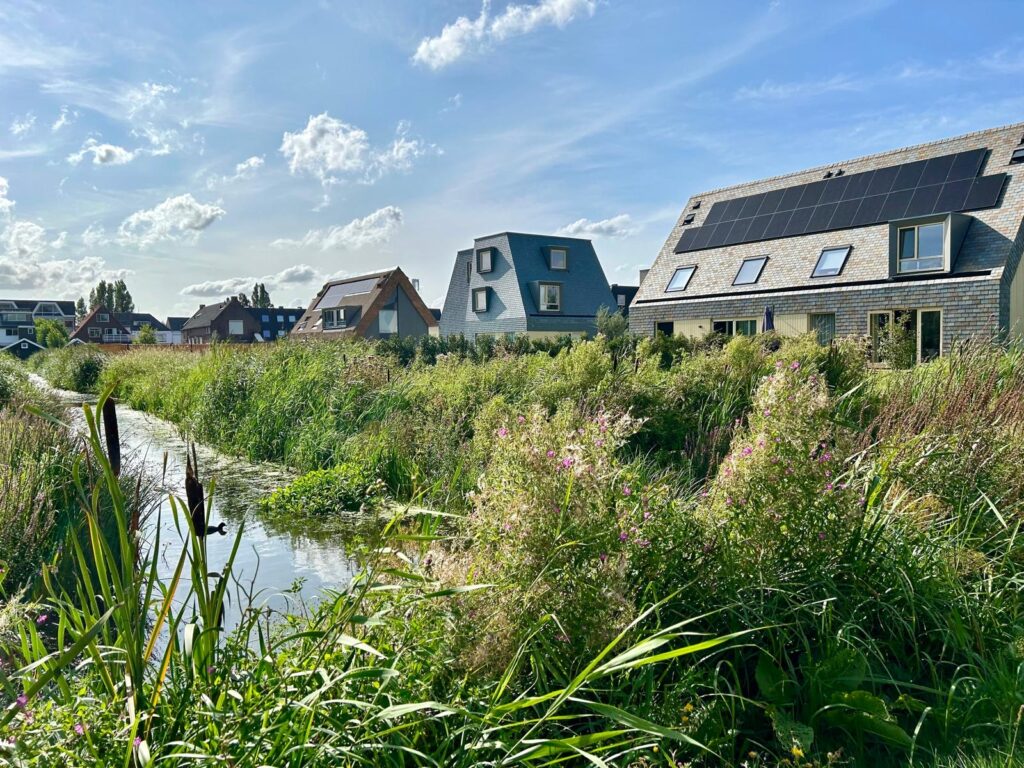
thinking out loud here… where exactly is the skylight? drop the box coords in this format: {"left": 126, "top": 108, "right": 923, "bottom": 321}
{"left": 666, "top": 265, "right": 696, "bottom": 292}
{"left": 811, "top": 246, "right": 851, "bottom": 278}
{"left": 733, "top": 257, "right": 768, "bottom": 286}
{"left": 1011, "top": 147, "right": 1024, "bottom": 165}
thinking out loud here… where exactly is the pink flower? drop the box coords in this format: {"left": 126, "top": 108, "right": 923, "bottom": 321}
{"left": 497, "top": 427, "right": 508, "bottom": 438}
{"left": 15, "top": 694, "right": 27, "bottom": 710}
{"left": 825, "top": 483, "right": 834, "bottom": 491}
{"left": 133, "top": 737, "right": 142, "bottom": 748}
{"left": 741, "top": 446, "right": 753, "bottom": 457}
{"left": 561, "top": 457, "right": 574, "bottom": 469}
{"left": 35, "top": 614, "right": 47, "bottom": 625}
{"left": 74, "top": 723, "right": 85, "bottom": 736}
{"left": 599, "top": 552, "right": 608, "bottom": 563}
{"left": 790, "top": 361, "right": 801, "bottom": 370}
{"left": 643, "top": 510, "right": 651, "bottom": 520}
{"left": 622, "top": 485, "right": 632, "bottom": 496}
{"left": 619, "top": 531, "right": 628, "bottom": 541}
{"left": 546, "top": 450, "right": 555, "bottom": 458}
{"left": 516, "top": 415, "right": 525, "bottom": 424}
{"left": 763, "top": 409, "right": 772, "bottom": 417}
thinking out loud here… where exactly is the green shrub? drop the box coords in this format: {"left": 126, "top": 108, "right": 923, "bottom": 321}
{"left": 32, "top": 345, "right": 108, "bottom": 392}
{"left": 260, "top": 462, "right": 386, "bottom": 517}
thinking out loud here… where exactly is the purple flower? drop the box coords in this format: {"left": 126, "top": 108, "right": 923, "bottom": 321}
{"left": 763, "top": 409, "right": 772, "bottom": 417}
{"left": 546, "top": 450, "right": 555, "bottom": 458}
{"left": 817, "top": 532, "right": 826, "bottom": 541}
{"left": 134, "top": 736, "right": 142, "bottom": 748}
{"left": 622, "top": 484, "right": 632, "bottom": 496}
{"left": 561, "top": 457, "right": 574, "bottom": 469}
{"left": 775, "top": 360, "right": 784, "bottom": 369}
{"left": 599, "top": 552, "right": 608, "bottom": 563}
{"left": 595, "top": 439, "right": 604, "bottom": 447}
{"left": 825, "top": 483, "right": 834, "bottom": 492}
{"left": 516, "top": 415, "right": 525, "bottom": 424}
{"left": 35, "top": 614, "right": 47, "bottom": 625}
{"left": 790, "top": 361, "right": 801, "bottom": 370}
{"left": 497, "top": 427, "right": 508, "bottom": 438}
{"left": 619, "top": 531, "right": 628, "bottom": 542}
{"left": 74, "top": 723, "right": 85, "bottom": 736}
{"left": 741, "top": 446, "right": 753, "bottom": 457}
{"left": 643, "top": 510, "right": 652, "bottom": 520}
{"left": 15, "top": 694, "right": 27, "bottom": 710}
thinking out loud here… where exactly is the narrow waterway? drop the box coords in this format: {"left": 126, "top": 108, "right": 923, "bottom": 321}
{"left": 31, "top": 375, "right": 358, "bottom": 626}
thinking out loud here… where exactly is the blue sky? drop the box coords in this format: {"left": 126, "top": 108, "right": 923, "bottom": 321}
{"left": 1, "top": 0, "right": 1023, "bottom": 318}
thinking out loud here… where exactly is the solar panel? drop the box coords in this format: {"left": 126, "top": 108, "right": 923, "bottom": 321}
{"left": 673, "top": 148, "right": 1004, "bottom": 254}
{"left": 316, "top": 277, "right": 380, "bottom": 309}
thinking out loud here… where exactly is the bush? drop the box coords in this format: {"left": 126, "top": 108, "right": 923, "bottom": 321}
{"left": 31, "top": 345, "right": 108, "bottom": 392}
{"left": 260, "top": 462, "right": 386, "bottom": 517}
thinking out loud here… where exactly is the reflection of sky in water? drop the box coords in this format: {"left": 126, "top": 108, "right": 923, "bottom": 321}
{"left": 34, "top": 375, "right": 358, "bottom": 627}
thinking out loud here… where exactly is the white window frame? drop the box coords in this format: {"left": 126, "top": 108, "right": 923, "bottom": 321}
{"left": 477, "top": 248, "right": 494, "bottom": 274}
{"left": 897, "top": 221, "right": 946, "bottom": 274}
{"left": 548, "top": 247, "right": 568, "bottom": 271}
{"left": 539, "top": 283, "right": 561, "bottom": 312}
{"left": 733, "top": 256, "right": 768, "bottom": 286}
{"left": 322, "top": 308, "right": 346, "bottom": 329}
{"left": 616, "top": 293, "right": 626, "bottom": 307}
{"left": 472, "top": 287, "right": 489, "bottom": 313}
{"left": 811, "top": 246, "right": 852, "bottom": 278}
{"left": 97, "top": 313, "right": 110, "bottom": 323}
{"left": 712, "top": 317, "right": 758, "bottom": 337}
{"left": 666, "top": 265, "right": 697, "bottom": 292}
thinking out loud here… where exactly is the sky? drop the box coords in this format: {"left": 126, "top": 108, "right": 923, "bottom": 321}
{"left": 2, "top": 0, "right": 1024, "bottom": 318}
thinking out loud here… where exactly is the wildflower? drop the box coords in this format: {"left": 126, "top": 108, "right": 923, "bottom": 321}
{"left": 725, "top": 496, "right": 733, "bottom": 506}
{"left": 561, "top": 457, "right": 574, "bottom": 469}
{"left": 622, "top": 484, "right": 632, "bottom": 496}
{"left": 599, "top": 552, "right": 608, "bottom": 563}
{"left": 35, "top": 614, "right": 47, "bottom": 625}
{"left": 619, "top": 531, "right": 628, "bottom": 541}
{"left": 825, "top": 483, "right": 834, "bottom": 491}
{"left": 818, "top": 532, "right": 826, "bottom": 541}
{"left": 546, "top": 450, "right": 555, "bottom": 458}
{"left": 516, "top": 415, "right": 525, "bottom": 424}
{"left": 683, "top": 702, "right": 695, "bottom": 713}
{"left": 741, "top": 446, "right": 753, "bottom": 457}
{"left": 763, "top": 409, "right": 772, "bottom": 417}
{"left": 790, "top": 360, "right": 801, "bottom": 370}
{"left": 775, "top": 360, "right": 784, "bottom": 368}
{"left": 15, "top": 694, "right": 27, "bottom": 710}
{"left": 791, "top": 745, "right": 804, "bottom": 759}
{"left": 74, "top": 723, "right": 85, "bottom": 736}
{"left": 133, "top": 737, "right": 142, "bottom": 748}
{"left": 643, "top": 510, "right": 651, "bottom": 520}
{"left": 595, "top": 439, "right": 604, "bottom": 447}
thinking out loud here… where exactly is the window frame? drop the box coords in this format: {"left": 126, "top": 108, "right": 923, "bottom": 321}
{"left": 616, "top": 293, "right": 626, "bottom": 308}
{"left": 732, "top": 256, "right": 769, "bottom": 286}
{"left": 810, "top": 245, "right": 852, "bottom": 278}
{"left": 378, "top": 308, "right": 398, "bottom": 334}
{"left": 472, "top": 287, "right": 489, "bottom": 313}
{"left": 476, "top": 248, "right": 495, "bottom": 274}
{"left": 712, "top": 317, "right": 759, "bottom": 337}
{"left": 897, "top": 221, "right": 946, "bottom": 274}
{"left": 547, "top": 247, "right": 568, "bottom": 271}
{"left": 538, "top": 282, "right": 562, "bottom": 313}
{"left": 88, "top": 327, "right": 101, "bottom": 338}
{"left": 227, "top": 319, "right": 245, "bottom": 336}
{"left": 1010, "top": 146, "right": 1024, "bottom": 165}
{"left": 867, "top": 308, "right": 943, "bottom": 364}
{"left": 809, "top": 312, "right": 837, "bottom": 345}
{"left": 322, "top": 308, "right": 346, "bottom": 329}
{"left": 97, "top": 313, "right": 110, "bottom": 323}
{"left": 665, "top": 265, "right": 697, "bottom": 293}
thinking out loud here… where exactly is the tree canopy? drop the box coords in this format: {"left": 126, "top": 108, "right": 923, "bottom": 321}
{"left": 88, "top": 279, "right": 135, "bottom": 313}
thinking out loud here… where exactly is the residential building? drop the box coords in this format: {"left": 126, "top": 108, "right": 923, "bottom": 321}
{"left": 115, "top": 312, "right": 173, "bottom": 343}
{"left": 181, "top": 297, "right": 260, "bottom": 344}
{"left": 165, "top": 317, "right": 188, "bottom": 344}
{"left": 439, "top": 233, "right": 618, "bottom": 340}
{"left": 610, "top": 283, "right": 639, "bottom": 315}
{"left": 292, "top": 268, "right": 438, "bottom": 339}
{"left": 0, "top": 299, "right": 75, "bottom": 351}
{"left": 630, "top": 123, "right": 1024, "bottom": 363}
{"left": 2, "top": 337, "right": 44, "bottom": 359}
{"left": 249, "top": 306, "right": 305, "bottom": 341}
{"left": 70, "top": 304, "right": 133, "bottom": 344}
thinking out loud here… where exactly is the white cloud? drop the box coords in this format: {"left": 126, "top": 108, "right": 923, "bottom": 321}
{"left": 117, "top": 193, "right": 226, "bottom": 248}
{"left": 280, "top": 113, "right": 435, "bottom": 198}
{"left": 557, "top": 214, "right": 636, "bottom": 238}
{"left": 270, "top": 206, "right": 403, "bottom": 251}
{"left": 206, "top": 155, "right": 265, "bottom": 188}
{"left": 0, "top": 220, "right": 47, "bottom": 260}
{"left": 51, "top": 105, "right": 77, "bottom": 132}
{"left": 0, "top": 177, "right": 14, "bottom": 218}
{"left": 67, "top": 138, "right": 138, "bottom": 166}
{"left": 413, "top": 0, "right": 596, "bottom": 70}
{"left": 9, "top": 112, "right": 35, "bottom": 137}
{"left": 734, "top": 74, "right": 860, "bottom": 101}
{"left": 442, "top": 93, "right": 463, "bottom": 113}
{"left": 81, "top": 223, "right": 108, "bottom": 248}
{"left": 180, "top": 263, "right": 320, "bottom": 298}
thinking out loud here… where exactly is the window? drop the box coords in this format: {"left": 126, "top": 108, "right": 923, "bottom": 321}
{"left": 277, "top": 330, "right": 286, "bottom": 338}
{"left": 378, "top": 308, "right": 398, "bottom": 334}
{"left": 472, "top": 287, "right": 489, "bottom": 313}
{"left": 548, "top": 248, "right": 568, "bottom": 271}
{"left": 322, "top": 309, "right": 345, "bottom": 329}
{"left": 262, "top": 329, "right": 271, "bottom": 339}
{"left": 919, "top": 309, "right": 942, "bottom": 362}
{"left": 466, "top": 260, "right": 471, "bottom": 284}
{"left": 616, "top": 293, "right": 626, "bottom": 307}
{"left": 713, "top": 318, "right": 757, "bottom": 336}
{"left": 869, "top": 309, "right": 942, "bottom": 364}
{"left": 89, "top": 327, "right": 101, "bottom": 338}
{"left": 809, "top": 313, "right": 836, "bottom": 345}
{"left": 539, "top": 283, "right": 561, "bottom": 312}
{"left": 262, "top": 314, "right": 269, "bottom": 322}
{"left": 477, "top": 248, "right": 494, "bottom": 273}
{"left": 1011, "top": 147, "right": 1024, "bottom": 165}
{"left": 97, "top": 313, "right": 109, "bottom": 322}
{"left": 898, "top": 222, "right": 945, "bottom": 273}
{"left": 288, "top": 315, "right": 296, "bottom": 322}
{"left": 812, "top": 246, "right": 851, "bottom": 278}
{"left": 276, "top": 315, "right": 284, "bottom": 323}
{"left": 228, "top": 319, "right": 244, "bottom": 335}
{"left": 666, "top": 266, "right": 696, "bottom": 292}
{"left": 683, "top": 213, "right": 695, "bottom": 225}
{"left": 20, "top": 342, "right": 27, "bottom": 350}
{"left": 733, "top": 257, "right": 768, "bottom": 286}
{"left": 655, "top": 321, "right": 674, "bottom": 336}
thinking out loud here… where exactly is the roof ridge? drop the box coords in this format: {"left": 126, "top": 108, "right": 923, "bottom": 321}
{"left": 692, "top": 120, "right": 1024, "bottom": 198}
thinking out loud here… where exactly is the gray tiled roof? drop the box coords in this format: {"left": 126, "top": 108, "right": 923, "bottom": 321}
{"left": 636, "top": 122, "right": 1024, "bottom": 305}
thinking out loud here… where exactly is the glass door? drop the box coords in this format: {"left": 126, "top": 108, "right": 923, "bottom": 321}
{"left": 868, "top": 311, "right": 891, "bottom": 363}
{"left": 918, "top": 309, "right": 942, "bottom": 362}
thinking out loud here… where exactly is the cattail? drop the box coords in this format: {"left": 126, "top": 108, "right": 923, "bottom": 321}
{"left": 185, "top": 444, "right": 206, "bottom": 538}
{"left": 102, "top": 397, "right": 121, "bottom": 477}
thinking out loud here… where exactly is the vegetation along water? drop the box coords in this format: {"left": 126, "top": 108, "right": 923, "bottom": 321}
{"left": 3, "top": 332, "right": 1024, "bottom": 766}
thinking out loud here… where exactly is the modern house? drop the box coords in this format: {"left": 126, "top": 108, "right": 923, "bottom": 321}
{"left": 630, "top": 123, "right": 1024, "bottom": 363}
{"left": 0, "top": 299, "right": 76, "bottom": 353}
{"left": 165, "top": 317, "right": 188, "bottom": 345}
{"left": 115, "top": 312, "right": 172, "bottom": 343}
{"left": 292, "top": 268, "right": 438, "bottom": 339}
{"left": 249, "top": 306, "right": 305, "bottom": 341}
{"left": 181, "top": 297, "right": 260, "bottom": 344}
{"left": 439, "top": 233, "right": 619, "bottom": 340}
{"left": 69, "top": 305, "right": 133, "bottom": 344}
{"left": 610, "top": 283, "right": 640, "bottom": 315}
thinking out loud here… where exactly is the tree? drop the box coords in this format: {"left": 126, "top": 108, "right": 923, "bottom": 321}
{"left": 112, "top": 279, "right": 134, "bottom": 313}
{"left": 75, "top": 297, "right": 87, "bottom": 323}
{"left": 251, "top": 282, "right": 272, "bottom": 308}
{"left": 135, "top": 323, "right": 157, "bottom": 345}
{"left": 236, "top": 293, "right": 251, "bottom": 307}
{"left": 34, "top": 317, "right": 69, "bottom": 348}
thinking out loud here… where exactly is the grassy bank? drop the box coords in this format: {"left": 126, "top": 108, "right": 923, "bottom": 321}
{"left": 12, "top": 337, "right": 1024, "bottom": 764}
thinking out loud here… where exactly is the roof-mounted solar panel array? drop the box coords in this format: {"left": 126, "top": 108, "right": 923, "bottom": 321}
{"left": 675, "top": 148, "right": 1007, "bottom": 254}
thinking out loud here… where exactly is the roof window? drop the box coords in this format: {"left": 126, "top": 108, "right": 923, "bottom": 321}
{"left": 666, "top": 265, "right": 696, "bottom": 292}
{"left": 733, "top": 256, "right": 768, "bottom": 286}
{"left": 811, "top": 246, "right": 852, "bottom": 278}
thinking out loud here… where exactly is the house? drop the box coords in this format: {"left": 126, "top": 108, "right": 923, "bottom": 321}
{"left": 165, "top": 317, "right": 188, "bottom": 344}
{"left": 181, "top": 297, "right": 260, "bottom": 343}
{"left": 248, "top": 306, "right": 305, "bottom": 341}
{"left": 0, "top": 299, "right": 75, "bottom": 353}
{"left": 115, "top": 313, "right": 173, "bottom": 343}
{"left": 630, "top": 122, "right": 1024, "bottom": 363}
{"left": 292, "top": 268, "right": 438, "bottom": 339}
{"left": 438, "top": 233, "right": 618, "bottom": 340}
{"left": 610, "top": 283, "right": 640, "bottom": 315}
{"left": 70, "top": 305, "right": 133, "bottom": 344}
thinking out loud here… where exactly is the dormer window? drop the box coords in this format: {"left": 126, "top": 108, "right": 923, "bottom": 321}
{"left": 477, "top": 248, "right": 495, "bottom": 273}
{"left": 472, "top": 287, "right": 489, "bottom": 313}
{"left": 666, "top": 265, "right": 696, "bottom": 292}
{"left": 548, "top": 247, "right": 568, "bottom": 271}
{"left": 97, "top": 313, "right": 110, "bottom": 323}
{"left": 812, "top": 246, "right": 852, "bottom": 278}
{"left": 898, "top": 222, "right": 944, "bottom": 273}
{"left": 1011, "top": 147, "right": 1024, "bottom": 165}
{"left": 323, "top": 309, "right": 346, "bottom": 329}
{"left": 733, "top": 256, "right": 768, "bottom": 286}
{"left": 539, "top": 283, "right": 561, "bottom": 312}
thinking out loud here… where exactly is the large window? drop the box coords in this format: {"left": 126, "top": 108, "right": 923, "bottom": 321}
{"left": 812, "top": 246, "right": 851, "bottom": 278}
{"left": 655, "top": 321, "right": 674, "bottom": 336}
{"left": 869, "top": 308, "right": 942, "bottom": 364}
{"left": 548, "top": 248, "right": 568, "bottom": 271}
{"left": 713, "top": 318, "right": 757, "bottom": 336}
{"left": 477, "top": 248, "right": 494, "bottom": 273}
{"left": 898, "top": 222, "right": 944, "bottom": 273}
{"left": 733, "top": 257, "right": 768, "bottom": 286}
{"left": 323, "top": 309, "right": 345, "bottom": 329}
{"left": 809, "top": 313, "right": 836, "bottom": 345}
{"left": 472, "top": 287, "right": 489, "bottom": 313}
{"left": 228, "top": 319, "right": 244, "bottom": 335}
{"left": 97, "top": 313, "right": 109, "bottom": 323}
{"left": 539, "top": 283, "right": 561, "bottom": 312}
{"left": 378, "top": 308, "right": 398, "bottom": 334}
{"left": 666, "top": 266, "right": 696, "bottom": 292}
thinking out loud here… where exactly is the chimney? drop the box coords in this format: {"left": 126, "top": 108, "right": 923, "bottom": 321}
{"left": 199, "top": 304, "right": 206, "bottom": 310}
{"left": 412, "top": 278, "right": 421, "bottom": 292}
{"left": 639, "top": 269, "right": 649, "bottom": 286}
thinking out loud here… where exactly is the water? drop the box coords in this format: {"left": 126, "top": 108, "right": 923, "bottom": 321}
{"left": 31, "top": 375, "right": 358, "bottom": 625}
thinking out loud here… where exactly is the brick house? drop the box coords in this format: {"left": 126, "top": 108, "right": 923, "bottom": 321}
{"left": 629, "top": 122, "right": 1024, "bottom": 363}
{"left": 181, "top": 297, "right": 261, "bottom": 343}
{"left": 439, "top": 232, "right": 627, "bottom": 340}
{"left": 292, "top": 268, "right": 437, "bottom": 340}
{"left": 69, "top": 304, "right": 133, "bottom": 344}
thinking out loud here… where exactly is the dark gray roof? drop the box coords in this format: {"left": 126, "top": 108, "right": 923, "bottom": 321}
{"left": 165, "top": 316, "right": 188, "bottom": 331}
{"left": 115, "top": 313, "right": 169, "bottom": 332}
{"left": 182, "top": 300, "right": 233, "bottom": 330}
{"left": 0, "top": 298, "right": 76, "bottom": 314}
